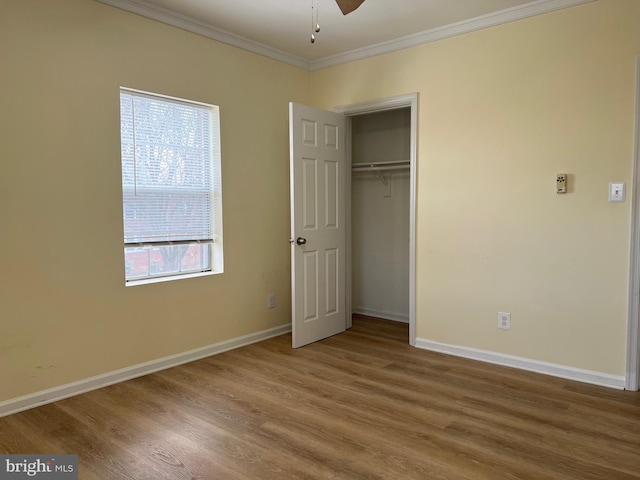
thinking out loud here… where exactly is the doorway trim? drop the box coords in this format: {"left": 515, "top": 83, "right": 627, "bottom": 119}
{"left": 626, "top": 57, "right": 640, "bottom": 391}
{"left": 335, "top": 93, "right": 418, "bottom": 346}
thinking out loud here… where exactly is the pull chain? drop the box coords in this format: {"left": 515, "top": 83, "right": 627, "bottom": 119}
{"left": 311, "top": 0, "right": 320, "bottom": 43}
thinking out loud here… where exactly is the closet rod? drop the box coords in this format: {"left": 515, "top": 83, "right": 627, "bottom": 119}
{"left": 352, "top": 160, "right": 409, "bottom": 169}
{"left": 352, "top": 165, "right": 409, "bottom": 172}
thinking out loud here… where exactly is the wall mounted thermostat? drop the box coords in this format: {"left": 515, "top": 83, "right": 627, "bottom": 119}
{"left": 556, "top": 173, "right": 567, "bottom": 194}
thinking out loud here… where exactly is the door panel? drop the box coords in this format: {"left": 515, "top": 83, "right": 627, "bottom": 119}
{"left": 325, "top": 123, "right": 338, "bottom": 149}
{"left": 290, "top": 103, "right": 346, "bottom": 348}
{"left": 303, "top": 158, "right": 318, "bottom": 229}
{"left": 303, "top": 250, "right": 319, "bottom": 322}
{"left": 325, "top": 160, "right": 339, "bottom": 228}
{"left": 325, "top": 248, "right": 339, "bottom": 315}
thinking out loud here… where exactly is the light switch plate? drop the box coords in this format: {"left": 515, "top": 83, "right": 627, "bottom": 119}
{"left": 609, "top": 182, "right": 625, "bottom": 202}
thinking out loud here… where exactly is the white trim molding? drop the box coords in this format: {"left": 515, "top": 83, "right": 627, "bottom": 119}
{"left": 353, "top": 308, "right": 409, "bottom": 324}
{"left": 0, "top": 324, "right": 291, "bottom": 419}
{"left": 416, "top": 338, "right": 626, "bottom": 390}
{"left": 96, "top": 0, "right": 596, "bottom": 71}
{"left": 310, "top": 0, "right": 595, "bottom": 70}
{"left": 626, "top": 56, "right": 640, "bottom": 392}
{"left": 95, "top": 0, "right": 311, "bottom": 70}
{"left": 336, "top": 93, "right": 418, "bottom": 347}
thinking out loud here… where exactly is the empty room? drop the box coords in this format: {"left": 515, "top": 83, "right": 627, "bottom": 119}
{"left": 1, "top": 0, "right": 640, "bottom": 478}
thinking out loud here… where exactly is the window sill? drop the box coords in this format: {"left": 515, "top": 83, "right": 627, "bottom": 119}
{"left": 125, "top": 269, "right": 222, "bottom": 287}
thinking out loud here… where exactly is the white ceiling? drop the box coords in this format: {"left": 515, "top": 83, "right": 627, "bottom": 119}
{"left": 99, "top": 0, "right": 595, "bottom": 69}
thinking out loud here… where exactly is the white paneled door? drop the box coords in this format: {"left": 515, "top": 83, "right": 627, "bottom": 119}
{"left": 289, "top": 103, "right": 346, "bottom": 348}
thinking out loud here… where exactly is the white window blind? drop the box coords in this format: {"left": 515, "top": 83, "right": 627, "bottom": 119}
{"left": 120, "top": 88, "right": 223, "bottom": 283}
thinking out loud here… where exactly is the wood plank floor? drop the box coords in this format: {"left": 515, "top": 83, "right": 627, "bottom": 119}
{"left": 1, "top": 315, "right": 639, "bottom": 479}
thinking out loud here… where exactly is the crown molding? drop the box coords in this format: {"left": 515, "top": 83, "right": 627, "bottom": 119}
{"left": 96, "top": 0, "right": 596, "bottom": 72}
{"left": 309, "top": 0, "right": 597, "bottom": 70}
{"left": 95, "top": 0, "right": 312, "bottom": 70}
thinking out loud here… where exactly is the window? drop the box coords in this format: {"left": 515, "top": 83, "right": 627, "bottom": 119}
{"left": 119, "top": 88, "right": 223, "bottom": 284}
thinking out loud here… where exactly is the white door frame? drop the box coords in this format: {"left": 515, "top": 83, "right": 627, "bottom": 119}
{"left": 335, "top": 93, "right": 418, "bottom": 346}
{"left": 626, "top": 57, "right": 640, "bottom": 391}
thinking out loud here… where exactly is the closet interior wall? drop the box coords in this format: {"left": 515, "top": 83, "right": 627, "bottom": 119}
{"left": 351, "top": 108, "right": 411, "bottom": 323}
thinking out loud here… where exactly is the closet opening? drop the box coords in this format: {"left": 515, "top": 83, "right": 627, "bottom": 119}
{"left": 337, "top": 94, "right": 418, "bottom": 346}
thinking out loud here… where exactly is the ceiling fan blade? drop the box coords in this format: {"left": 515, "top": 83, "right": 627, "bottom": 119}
{"left": 335, "top": 0, "right": 365, "bottom": 15}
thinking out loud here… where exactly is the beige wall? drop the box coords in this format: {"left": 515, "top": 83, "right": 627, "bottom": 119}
{"left": 313, "top": 0, "right": 640, "bottom": 375}
{"left": 0, "top": 0, "right": 310, "bottom": 401}
{"left": 2, "top": 0, "right": 639, "bottom": 405}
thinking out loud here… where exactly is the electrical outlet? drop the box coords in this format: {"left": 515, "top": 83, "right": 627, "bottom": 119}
{"left": 498, "top": 312, "right": 511, "bottom": 330}
{"left": 267, "top": 293, "right": 276, "bottom": 309}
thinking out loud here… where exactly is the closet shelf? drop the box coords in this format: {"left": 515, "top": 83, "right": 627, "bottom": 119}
{"left": 351, "top": 160, "right": 410, "bottom": 172}
{"left": 351, "top": 160, "right": 410, "bottom": 187}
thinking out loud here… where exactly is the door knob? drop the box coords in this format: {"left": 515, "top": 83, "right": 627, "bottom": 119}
{"left": 296, "top": 237, "right": 307, "bottom": 246}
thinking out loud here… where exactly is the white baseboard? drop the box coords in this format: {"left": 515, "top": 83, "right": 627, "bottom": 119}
{"left": 353, "top": 307, "right": 409, "bottom": 324}
{"left": 415, "top": 338, "right": 625, "bottom": 390}
{"left": 0, "top": 324, "right": 292, "bottom": 419}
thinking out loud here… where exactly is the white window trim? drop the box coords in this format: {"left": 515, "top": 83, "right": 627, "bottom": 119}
{"left": 120, "top": 87, "right": 224, "bottom": 285}
{"left": 126, "top": 270, "right": 219, "bottom": 287}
